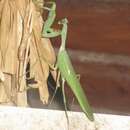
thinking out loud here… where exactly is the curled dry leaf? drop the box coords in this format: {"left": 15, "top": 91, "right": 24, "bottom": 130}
{"left": 28, "top": 3, "right": 51, "bottom": 104}
{"left": 41, "top": 38, "right": 58, "bottom": 83}
{"left": 41, "top": 38, "right": 56, "bottom": 65}
{"left": 30, "top": 29, "right": 50, "bottom": 104}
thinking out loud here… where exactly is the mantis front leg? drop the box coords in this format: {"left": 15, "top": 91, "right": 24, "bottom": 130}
{"left": 42, "top": 1, "right": 61, "bottom": 38}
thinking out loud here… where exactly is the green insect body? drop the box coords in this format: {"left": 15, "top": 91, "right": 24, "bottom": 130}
{"left": 57, "top": 19, "right": 94, "bottom": 121}
{"left": 57, "top": 50, "right": 94, "bottom": 121}
{"left": 41, "top": 1, "right": 94, "bottom": 121}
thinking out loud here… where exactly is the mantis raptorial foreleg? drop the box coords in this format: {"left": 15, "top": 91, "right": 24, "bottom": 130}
{"left": 49, "top": 70, "right": 60, "bottom": 104}
{"left": 42, "top": 1, "right": 61, "bottom": 38}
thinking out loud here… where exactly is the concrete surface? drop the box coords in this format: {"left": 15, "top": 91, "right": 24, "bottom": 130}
{"left": 0, "top": 106, "right": 129, "bottom": 130}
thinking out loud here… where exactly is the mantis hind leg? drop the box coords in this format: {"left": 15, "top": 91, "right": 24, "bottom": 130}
{"left": 61, "top": 77, "right": 70, "bottom": 130}
{"left": 49, "top": 71, "right": 60, "bottom": 105}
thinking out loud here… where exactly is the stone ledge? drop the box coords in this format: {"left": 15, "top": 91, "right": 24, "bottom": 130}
{"left": 0, "top": 106, "right": 129, "bottom": 130}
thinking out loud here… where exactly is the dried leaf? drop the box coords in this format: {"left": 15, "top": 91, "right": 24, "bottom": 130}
{"left": 0, "top": 70, "right": 4, "bottom": 82}
{"left": 30, "top": 34, "right": 49, "bottom": 104}
{"left": 0, "top": 0, "right": 57, "bottom": 106}
{"left": 0, "top": 74, "right": 12, "bottom": 103}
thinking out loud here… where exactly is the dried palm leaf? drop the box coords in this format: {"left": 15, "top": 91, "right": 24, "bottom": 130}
{"left": 0, "top": 0, "right": 57, "bottom": 106}
{"left": 0, "top": 0, "right": 18, "bottom": 104}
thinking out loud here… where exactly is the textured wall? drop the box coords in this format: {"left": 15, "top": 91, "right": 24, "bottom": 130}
{"left": 50, "top": 0, "right": 130, "bottom": 114}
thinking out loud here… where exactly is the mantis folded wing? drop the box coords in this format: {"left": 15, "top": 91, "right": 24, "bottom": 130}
{"left": 41, "top": 1, "right": 94, "bottom": 121}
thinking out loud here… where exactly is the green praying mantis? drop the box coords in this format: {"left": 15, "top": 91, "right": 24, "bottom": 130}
{"left": 41, "top": 1, "right": 94, "bottom": 121}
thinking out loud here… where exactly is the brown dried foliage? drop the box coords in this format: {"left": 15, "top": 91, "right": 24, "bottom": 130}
{"left": 0, "top": 0, "right": 57, "bottom": 106}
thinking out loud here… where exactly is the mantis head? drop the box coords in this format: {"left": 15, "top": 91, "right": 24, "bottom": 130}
{"left": 58, "top": 18, "right": 68, "bottom": 25}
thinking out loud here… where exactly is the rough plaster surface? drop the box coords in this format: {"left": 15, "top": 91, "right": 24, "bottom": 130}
{"left": 0, "top": 106, "right": 129, "bottom": 130}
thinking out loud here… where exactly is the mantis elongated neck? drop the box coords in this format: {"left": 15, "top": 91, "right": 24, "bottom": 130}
{"left": 59, "top": 22, "right": 68, "bottom": 52}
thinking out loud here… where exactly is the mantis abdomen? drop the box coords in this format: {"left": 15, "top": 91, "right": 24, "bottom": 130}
{"left": 57, "top": 50, "right": 94, "bottom": 121}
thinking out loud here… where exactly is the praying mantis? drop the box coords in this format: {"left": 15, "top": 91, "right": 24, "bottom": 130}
{"left": 41, "top": 1, "right": 94, "bottom": 121}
